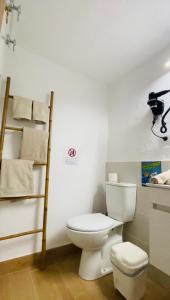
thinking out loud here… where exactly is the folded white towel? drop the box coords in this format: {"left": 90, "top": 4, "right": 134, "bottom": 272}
{"left": 165, "top": 178, "right": 170, "bottom": 185}
{"left": 20, "top": 127, "right": 48, "bottom": 163}
{"left": 12, "top": 96, "right": 32, "bottom": 121}
{"left": 150, "top": 169, "right": 170, "bottom": 184}
{"left": 33, "top": 101, "right": 49, "bottom": 124}
{"left": 0, "top": 159, "right": 34, "bottom": 197}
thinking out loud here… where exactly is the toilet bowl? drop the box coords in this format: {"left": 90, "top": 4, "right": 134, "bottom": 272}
{"left": 67, "top": 213, "right": 123, "bottom": 280}
{"left": 66, "top": 182, "right": 137, "bottom": 280}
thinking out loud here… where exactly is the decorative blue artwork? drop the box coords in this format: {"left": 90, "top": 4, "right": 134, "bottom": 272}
{"left": 141, "top": 161, "right": 162, "bottom": 185}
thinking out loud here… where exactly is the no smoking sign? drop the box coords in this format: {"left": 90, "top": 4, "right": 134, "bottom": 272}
{"left": 65, "top": 147, "right": 78, "bottom": 165}
{"left": 68, "top": 148, "right": 76, "bottom": 157}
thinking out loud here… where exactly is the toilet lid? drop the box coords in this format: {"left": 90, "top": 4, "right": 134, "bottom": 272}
{"left": 67, "top": 213, "right": 122, "bottom": 232}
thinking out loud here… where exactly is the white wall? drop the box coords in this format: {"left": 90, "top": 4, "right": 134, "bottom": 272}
{"left": 0, "top": 45, "right": 108, "bottom": 261}
{"left": 107, "top": 46, "right": 170, "bottom": 287}
{"left": 0, "top": 12, "right": 8, "bottom": 88}
{"left": 108, "top": 45, "right": 170, "bottom": 162}
{"left": 0, "top": 21, "right": 5, "bottom": 75}
{"left": 0, "top": 8, "right": 16, "bottom": 113}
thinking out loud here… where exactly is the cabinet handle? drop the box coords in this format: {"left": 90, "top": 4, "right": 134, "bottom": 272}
{"left": 153, "top": 203, "right": 170, "bottom": 214}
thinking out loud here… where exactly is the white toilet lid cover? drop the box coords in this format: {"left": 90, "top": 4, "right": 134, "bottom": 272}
{"left": 67, "top": 213, "right": 121, "bottom": 232}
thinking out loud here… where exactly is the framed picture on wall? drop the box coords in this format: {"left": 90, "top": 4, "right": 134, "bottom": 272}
{"left": 141, "top": 161, "right": 162, "bottom": 185}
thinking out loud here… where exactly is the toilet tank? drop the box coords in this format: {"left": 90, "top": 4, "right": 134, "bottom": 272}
{"left": 106, "top": 182, "right": 136, "bottom": 222}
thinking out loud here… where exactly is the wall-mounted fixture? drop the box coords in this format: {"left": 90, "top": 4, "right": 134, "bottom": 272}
{"left": 3, "top": 34, "right": 16, "bottom": 51}
{"left": 165, "top": 61, "right": 170, "bottom": 68}
{"left": 147, "top": 90, "right": 170, "bottom": 141}
{"left": 5, "top": 0, "right": 21, "bottom": 24}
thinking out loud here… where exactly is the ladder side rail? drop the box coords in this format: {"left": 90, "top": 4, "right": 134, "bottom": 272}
{"left": 0, "top": 77, "right": 11, "bottom": 160}
{"left": 41, "top": 91, "right": 54, "bottom": 267}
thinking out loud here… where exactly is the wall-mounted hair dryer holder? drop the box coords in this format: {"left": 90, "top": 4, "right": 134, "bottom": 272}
{"left": 147, "top": 98, "right": 164, "bottom": 122}
{"left": 147, "top": 90, "right": 170, "bottom": 141}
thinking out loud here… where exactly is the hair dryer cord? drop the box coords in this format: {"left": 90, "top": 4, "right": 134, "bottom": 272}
{"left": 160, "top": 107, "right": 170, "bottom": 133}
{"left": 151, "top": 125, "right": 168, "bottom": 141}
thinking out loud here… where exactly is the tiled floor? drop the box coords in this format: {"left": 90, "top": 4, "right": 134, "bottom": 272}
{"left": 0, "top": 253, "right": 170, "bottom": 299}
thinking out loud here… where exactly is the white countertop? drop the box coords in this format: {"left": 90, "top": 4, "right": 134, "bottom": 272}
{"left": 145, "top": 183, "right": 170, "bottom": 190}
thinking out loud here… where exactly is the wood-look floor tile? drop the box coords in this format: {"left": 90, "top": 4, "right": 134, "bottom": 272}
{"left": 144, "top": 279, "right": 170, "bottom": 300}
{"left": 0, "top": 273, "right": 12, "bottom": 300}
{"left": 0, "top": 252, "right": 170, "bottom": 300}
{"left": 9, "top": 269, "right": 36, "bottom": 300}
{"left": 56, "top": 254, "right": 86, "bottom": 298}
{"left": 31, "top": 264, "right": 74, "bottom": 300}
{"left": 76, "top": 275, "right": 124, "bottom": 300}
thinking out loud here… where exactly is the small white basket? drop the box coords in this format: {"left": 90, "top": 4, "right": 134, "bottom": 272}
{"left": 111, "top": 242, "right": 148, "bottom": 300}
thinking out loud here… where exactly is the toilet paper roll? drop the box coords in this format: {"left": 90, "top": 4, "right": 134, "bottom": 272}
{"left": 108, "top": 173, "right": 118, "bottom": 183}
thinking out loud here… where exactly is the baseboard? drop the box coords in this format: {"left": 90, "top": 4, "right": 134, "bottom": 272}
{"left": 0, "top": 243, "right": 80, "bottom": 275}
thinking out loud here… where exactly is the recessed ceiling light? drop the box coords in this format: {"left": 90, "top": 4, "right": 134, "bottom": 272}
{"left": 165, "top": 61, "right": 170, "bottom": 68}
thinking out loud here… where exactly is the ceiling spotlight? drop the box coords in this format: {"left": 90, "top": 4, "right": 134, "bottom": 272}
{"left": 165, "top": 61, "right": 170, "bottom": 68}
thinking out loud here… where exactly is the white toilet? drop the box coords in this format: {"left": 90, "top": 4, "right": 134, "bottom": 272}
{"left": 66, "top": 182, "right": 136, "bottom": 280}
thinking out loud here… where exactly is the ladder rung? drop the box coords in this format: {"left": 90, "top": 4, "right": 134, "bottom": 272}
{"left": 0, "top": 194, "right": 45, "bottom": 201}
{"left": 5, "top": 126, "right": 23, "bottom": 132}
{"left": 0, "top": 160, "right": 46, "bottom": 167}
{"left": 0, "top": 229, "right": 43, "bottom": 241}
{"left": 34, "top": 162, "right": 47, "bottom": 166}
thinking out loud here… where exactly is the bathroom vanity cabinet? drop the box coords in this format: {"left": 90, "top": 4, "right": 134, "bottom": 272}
{"left": 0, "top": 0, "right": 5, "bottom": 30}
{"left": 149, "top": 192, "right": 170, "bottom": 275}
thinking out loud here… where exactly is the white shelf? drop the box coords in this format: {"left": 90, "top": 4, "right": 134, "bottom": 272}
{"left": 145, "top": 183, "right": 170, "bottom": 190}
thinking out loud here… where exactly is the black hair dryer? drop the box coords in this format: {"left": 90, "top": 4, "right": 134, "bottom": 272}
{"left": 147, "top": 90, "right": 170, "bottom": 141}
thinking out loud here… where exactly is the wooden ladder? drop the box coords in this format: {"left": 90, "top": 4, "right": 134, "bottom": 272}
{"left": 0, "top": 76, "right": 54, "bottom": 267}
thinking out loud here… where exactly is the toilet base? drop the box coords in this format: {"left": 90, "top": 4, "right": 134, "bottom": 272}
{"left": 79, "top": 250, "right": 113, "bottom": 280}
{"left": 79, "top": 227, "right": 123, "bottom": 280}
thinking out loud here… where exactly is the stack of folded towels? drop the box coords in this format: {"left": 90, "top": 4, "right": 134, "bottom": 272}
{"left": 13, "top": 96, "right": 49, "bottom": 124}
{"left": 0, "top": 127, "right": 48, "bottom": 197}
{"left": 20, "top": 127, "right": 48, "bottom": 163}
{"left": 0, "top": 159, "right": 34, "bottom": 197}
{"left": 0, "top": 96, "right": 49, "bottom": 198}
{"left": 150, "top": 170, "right": 170, "bottom": 185}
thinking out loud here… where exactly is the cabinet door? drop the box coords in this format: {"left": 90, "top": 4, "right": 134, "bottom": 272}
{"left": 0, "top": 0, "right": 5, "bottom": 30}
{"left": 150, "top": 204, "right": 170, "bottom": 275}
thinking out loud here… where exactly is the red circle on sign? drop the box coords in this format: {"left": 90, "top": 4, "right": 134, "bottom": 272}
{"left": 68, "top": 148, "right": 76, "bottom": 157}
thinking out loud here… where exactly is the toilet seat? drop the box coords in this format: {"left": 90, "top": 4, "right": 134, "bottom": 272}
{"left": 67, "top": 213, "right": 122, "bottom": 232}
